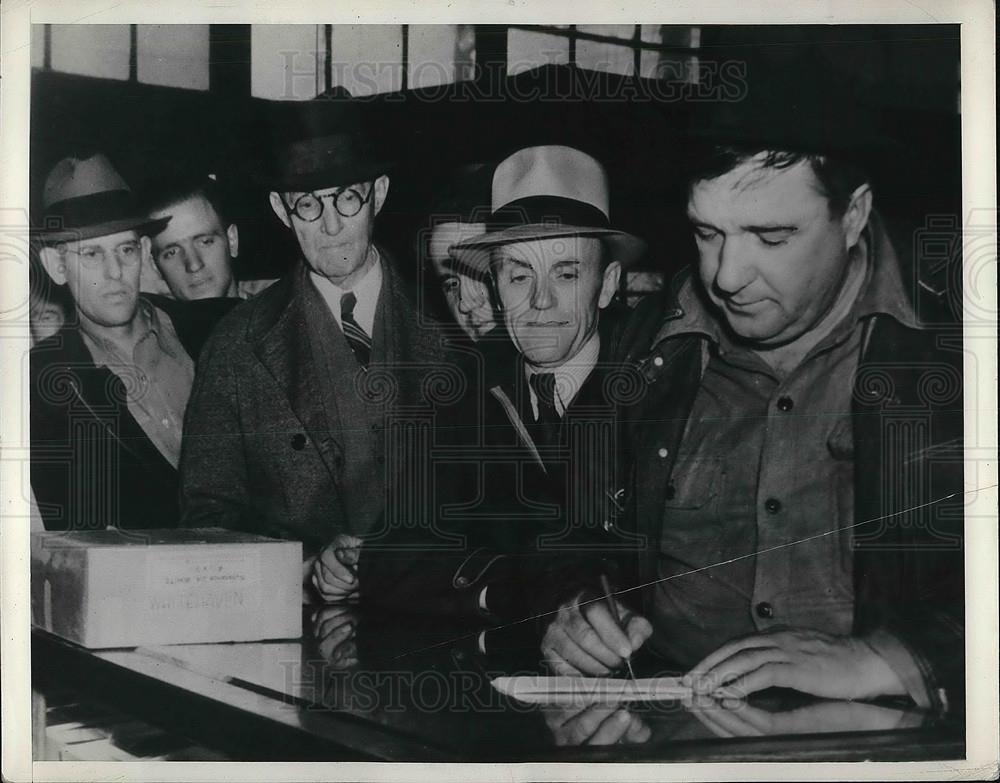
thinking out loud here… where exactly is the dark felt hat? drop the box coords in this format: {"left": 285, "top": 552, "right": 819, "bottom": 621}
{"left": 263, "top": 90, "right": 392, "bottom": 192}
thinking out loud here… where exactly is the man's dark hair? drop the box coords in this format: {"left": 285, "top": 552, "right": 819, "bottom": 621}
{"left": 144, "top": 175, "right": 231, "bottom": 227}
{"left": 687, "top": 145, "right": 871, "bottom": 217}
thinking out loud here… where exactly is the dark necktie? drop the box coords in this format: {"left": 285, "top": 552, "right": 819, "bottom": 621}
{"left": 340, "top": 291, "right": 372, "bottom": 368}
{"left": 529, "top": 373, "right": 560, "bottom": 424}
{"left": 529, "top": 372, "right": 562, "bottom": 450}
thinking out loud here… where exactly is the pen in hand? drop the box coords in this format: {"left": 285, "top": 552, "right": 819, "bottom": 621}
{"left": 600, "top": 574, "right": 638, "bottom": 683}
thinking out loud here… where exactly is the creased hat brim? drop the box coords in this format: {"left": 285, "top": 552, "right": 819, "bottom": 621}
{"left": 451, "top": 223, "right": 647, "bottom": 274}
{"left": 261, "top": 159, "right": 394, "bottom": 192}
{"left": 31, "top": 215, "right": 171, "bottom": 243}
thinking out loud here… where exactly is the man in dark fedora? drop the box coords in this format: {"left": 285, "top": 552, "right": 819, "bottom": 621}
{"left": 30, "top": 154, "right": 237, "bottom": 531}
{"left": 540, "top": 53, "right": 964, "bottom": 715}
{"left": 348, "top": 145, "right": 648, "bottom": 630}
{"left": 179, "top": 102, "right": 453, "bottom": 596}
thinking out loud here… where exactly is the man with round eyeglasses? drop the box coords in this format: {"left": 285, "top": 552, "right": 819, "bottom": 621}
{"left": 180, "top": 102, "right": 453, "bottom": 601}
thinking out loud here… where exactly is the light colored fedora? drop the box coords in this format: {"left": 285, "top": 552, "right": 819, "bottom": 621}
{"left": 451, "top": 145, "right": 646, "bottom": 273}
{"left": 34, "top": 154, "right": 169, "bottom": 243}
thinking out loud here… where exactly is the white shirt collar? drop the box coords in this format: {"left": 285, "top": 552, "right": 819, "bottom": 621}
{"left": 309, "top": 247, "right": 382, "bottom": 336}
{"left": 524, "top": 331, "right": 601, "bottom": 418}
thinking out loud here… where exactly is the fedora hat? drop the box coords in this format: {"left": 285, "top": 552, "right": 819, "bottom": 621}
{"left": 34, "top": 154, "right": 169, "bottom": 243}
{"left": 264, "top": 95, "right": 392, "bottom": 192}
{"left": 451, "top": 145, "right": 647, "bottom": 273}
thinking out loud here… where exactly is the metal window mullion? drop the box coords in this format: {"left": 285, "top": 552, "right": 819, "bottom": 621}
{"left": 632, "top": 23, "right": 641, "bottom": 76}
{"left": 401, "top": 24, "right": 409, "bottom": 91}
{"left": 43, "top": 24, "right": 52, "bottom": 69}
{"left": 324, "top": 24, "right": 333, "bottom": 93}
{"left": 128, "top": 24, "right": 137, "bottom": 82}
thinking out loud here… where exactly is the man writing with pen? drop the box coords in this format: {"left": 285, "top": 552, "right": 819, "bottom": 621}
{"left": 313, "top": 144, "right": 649, "bottom": 632}
{"left": 538, "top": 55, "right": 964, "bottom": 715}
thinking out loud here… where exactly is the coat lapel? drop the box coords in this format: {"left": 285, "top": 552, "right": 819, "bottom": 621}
{"left": 250, "top": 263, "right": 342, "bottom": 481}
{"left": 377, "top": 252, "right": 448, "bottom": 406}
{"left": 52, "top": 327, "right": 177, "bottom": 482}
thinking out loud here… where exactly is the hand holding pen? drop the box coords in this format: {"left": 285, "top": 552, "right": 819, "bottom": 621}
{"left": 541, "top": 576, "right": 653, "bottom": 677}
{"left": 600, "top": 574, "right": 639, "bottom": 683}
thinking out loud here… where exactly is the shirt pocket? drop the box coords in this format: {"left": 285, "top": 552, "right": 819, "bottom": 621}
{"left": 826, "top": 416, "right": 855, "bottom": 461}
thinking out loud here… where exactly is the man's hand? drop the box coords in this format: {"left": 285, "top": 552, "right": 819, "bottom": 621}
{"left": 683, "top": 628, "right": 907, "bottom": 701}
{"left": 311, "top": 604, "right": 359, "bottom": 669}
{"left": 312, "top": 534, "right": 363, "bottom": 603}
{"left": 543, "top": 704, "right": 651, "bottom": 747}
{"left": 541, "top": 590, "right": 653, "bottom": 676}
{"left": 686, "top": 693, "right": 925, "bottom": 739}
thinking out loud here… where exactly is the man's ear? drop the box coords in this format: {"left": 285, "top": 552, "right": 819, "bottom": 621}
{"left": 226, "top": 223, "right": 240, "bottom": 258}
{"left": 842, "top": 183, "right": 873, "bottom": 250}
{"left": 269, "top": 192, "right": 292, "bottom": 229}
{"left": 598, "top": 260, "right": 622, "bottom": 309}
{"left": 39, "top": 246, "right": 68, "bottom": 286}
{"left": 372, "top": 175, "right": 390, "bottom": 217}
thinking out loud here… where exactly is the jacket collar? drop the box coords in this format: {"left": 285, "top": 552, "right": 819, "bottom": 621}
{"left": 648, "top": 212, "right": 922, "bottom": 355}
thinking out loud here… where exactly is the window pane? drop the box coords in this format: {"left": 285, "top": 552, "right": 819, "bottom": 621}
{"left": 408, "top": 24, "right": 476, "bottom": 89}
{"left": 576, "top": 39, "right": 634, "bottom": 76}
{"left": 50, "top": 25, "right": 129, "bottom": 81}
{"left": 644, "top": 25, "right": 700, "bottom": 47}
{"left": 507, "top": 29, "right": 569, "bottom": 75}
{"left": 329, "top": 25, "right": 402, "bottom": 96}
{"left": 251, "top": 25, "right": 322, "bottom": 100}
{"left": 137, "top": 25, "right": 209, "bottom": 91}
{"left": 641, "top": 50, "right": 698, "bottom": 82}
{"left": 577, "top": 24, "right": 637, "bottom": 41}
{"left": 32, "top": 24, "right": 45, "bottom": 69}
{"left": 641, "top": 24, "right": 663, "bottom": 44}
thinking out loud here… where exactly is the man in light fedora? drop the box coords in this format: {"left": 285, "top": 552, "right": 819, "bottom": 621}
{"left": 179, "top": 101, "right": 453, "bottom": 598}
{"left": 30, "top": 153, "right": 237, "bottom": 531}
{"left": 349, "top": 145, "right": 648, "bottom": 632}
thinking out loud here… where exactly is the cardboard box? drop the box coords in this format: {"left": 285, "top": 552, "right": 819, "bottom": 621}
{"left": 31, "top": 528, "right": 302, "bottom": 648}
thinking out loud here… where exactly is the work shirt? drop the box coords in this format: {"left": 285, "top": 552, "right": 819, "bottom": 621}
{"left": 651, "top": 229, "right": 923, "bottom": 670}
{"left": 80, "top": 300, "right": 195, "bottom": 468}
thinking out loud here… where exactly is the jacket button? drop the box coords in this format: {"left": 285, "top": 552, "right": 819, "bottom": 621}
{"left": 777, "top": 396, "right": 794, "bottom": 412}
{"left": 455, "top": 576, "right": 470, "bottom": 587}
{"left": 764, "top": 497, "right": 782, "bottom": 514}
{"left": 291, "top": 433, "right": 307, "bottom": 450}
{"left": 755, "top": 601, "right": 774, "bottom": 619}
{"left": 653, "top": 356, "right": 664, "bottom": 367}
{"left": 657, "top": 447, "right": 669, "bottom": 459}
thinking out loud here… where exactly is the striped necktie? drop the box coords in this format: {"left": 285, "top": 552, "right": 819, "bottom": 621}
{"left": 340, "top": 291, "right": 372, "bottom": 368}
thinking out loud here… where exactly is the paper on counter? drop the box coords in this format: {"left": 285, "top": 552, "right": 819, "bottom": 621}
{"left": 491, "top": 675, "right": 691, "bottom": 705}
